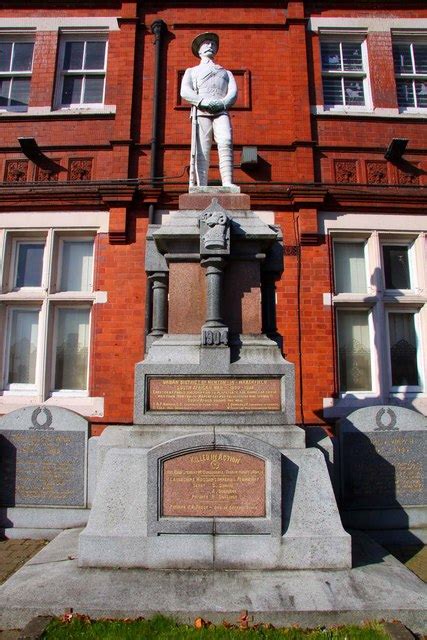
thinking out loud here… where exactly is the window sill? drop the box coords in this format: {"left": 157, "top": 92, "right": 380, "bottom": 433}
{"left": 0, "top": 291, "right": 108, "bottom": 303}
{"left": 332, "top": 293, "right": 378, "bottom": 306}
{"left": 312, "top": 105, "right": 427, "bottom": 119}
{"left": 0, "top": 394, "right": 104, "bottom": 417}
{"left": 383, "top": 293, "right": 427, "bottom": 306}
{"left": 0, "top": 105, "right": 116, "bottom": 118}
{"left": 323, "top": 395, "right": 427, "bottom": 419}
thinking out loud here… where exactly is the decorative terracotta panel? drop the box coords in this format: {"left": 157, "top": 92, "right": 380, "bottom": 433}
{"left": 5, "top": 160, "right": 29, "bottom": 183}
{"left": 334, "top": 160, "right": 357, "bottom": 184}
{"left": 366, "top": 161, "right": 388, "bottom": 185}
{"left": 69, "top": 158, "right": 93, "bottom": 181}
{"left": 397, "top": 167, "right": 420, "bottom": 185}
{"left": 35, "top": 166, "right": 59, "bottom": 182}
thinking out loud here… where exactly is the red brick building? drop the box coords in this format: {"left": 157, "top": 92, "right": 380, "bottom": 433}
{"left": 0, "top": 0, "right": 426, "bottom": 436}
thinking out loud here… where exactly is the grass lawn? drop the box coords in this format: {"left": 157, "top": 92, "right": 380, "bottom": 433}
{"left": 42, "top": 615, "right": 391, "bottom": 639}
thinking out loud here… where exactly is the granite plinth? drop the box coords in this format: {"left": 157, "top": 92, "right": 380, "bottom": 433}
{"left": 189, "top": 185, "right": 241, "bottom": 193}
{"left": 146, "top": 433, "right": 282, "bottom": 536}
{"left": 78, "top": 433, "right": 350, "bottom": 570}
{"left": 134, "top": 335, "right": 298, "bottom": 436}
{"left": 179, "top": 193, "right": 250, "bottom": 210}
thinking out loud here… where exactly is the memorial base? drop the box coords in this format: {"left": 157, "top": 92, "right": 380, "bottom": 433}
{"left": 79, "top": 433, "right": 351, "bottom": 570}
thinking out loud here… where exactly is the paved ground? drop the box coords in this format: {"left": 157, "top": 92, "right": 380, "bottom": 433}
{"left": 0, "top": 539, "right": 47, "bottom": 586}
{"left": 383, "top": 544, "right": 427, "bottom": 583}
{"left": 0, "top": 538, "right": 47, "bottom": 639}
{"left": 0, "top": 534, "right": 425, "bottom": 636}
{"left": 0, "top": 529, "right": 426, "bottom": 633}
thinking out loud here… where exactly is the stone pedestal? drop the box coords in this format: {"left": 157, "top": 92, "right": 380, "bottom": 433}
{"left": 79, "top": 191, "right": 351, "bottom": 570}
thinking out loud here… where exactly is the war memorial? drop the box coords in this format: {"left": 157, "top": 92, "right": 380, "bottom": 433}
{"left": 0, "top": 32, "right": 426, "bottom": 632}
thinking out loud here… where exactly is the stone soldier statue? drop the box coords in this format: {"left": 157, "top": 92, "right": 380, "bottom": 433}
{"left": 180, "top": 32, "right": 237, "bottom": 188}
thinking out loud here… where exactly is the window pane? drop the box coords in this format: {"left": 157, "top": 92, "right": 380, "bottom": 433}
{"left": 342, "top": 42, "right": 363, "bottom": 71}
{"left": 393, "top": 43, "right": 413, "bottom": 74}
{"left": 8, "top": 309, "right": 38, "bottom": 384}
{"left": 396, "top": 79, "right": 415, "bottom": 108}
{"left": 60, "top": 241, "right": 93, "bottom": 291}
{"left": 383, "top": 245, "right": 411, "bottom": 289}
{"left": 344, "top": 78, "right": 365, "bottom": 106}
{"left": 15, "top": 243, "right": 44, "bottom": 287}
{"left": 414, "top": 44, "right": 427, "bottom": 74}
{"left": 415, "top": 81, "right": 427, "bottom": 108}
{"left": 323, "top": 77, "right": 343, "bottom": 106}
{"left": 54, "top": 308, "right": 90, "bottom": 390}
{"left": 337, "top": 310, "right": 371, "bottom": 391}
{"left": 83, "top": 75, "right": 104, "bottom": 103}
{"left": 0, "top": 77, "right": 10, "bottom": 105}
{"left": 61, "top": 75, "right": 82, "bottom": 105}
{"left": 10, "top": 77, "right": 30, "bottom": 109}
{"left": 84, "top": 41, "right": 106, "bottom": 70}
{"left": 63, "top": 41, "right": 84, "bottom": 70}
{"left": 334, "top": 243, "right": 366, "bottom": 293}
{"left": 0, "top": 42, "right": 12, "bottom": 72}
{"left": 12, "top": 42, "right": 34, "bottom": 72}
{"left": 321, "top": 42, "right": 341, "bottom": 71}
{"left": 389, "top": 313, "right": 419, "bottom": 387}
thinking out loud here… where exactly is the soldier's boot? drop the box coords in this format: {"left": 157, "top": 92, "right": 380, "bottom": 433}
{"left": 218, "top": 143, "right": 235, "bottom": 187}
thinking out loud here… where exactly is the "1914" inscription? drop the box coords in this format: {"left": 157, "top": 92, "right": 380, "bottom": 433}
{"left": 149, "top": 377, "right": 281, "bottom": 412}
{"left": 162, "top": 450, "right": 266, "bottom": 517}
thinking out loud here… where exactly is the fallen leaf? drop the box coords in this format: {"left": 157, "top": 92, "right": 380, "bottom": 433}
{"left": 194, "top": 617, "right": 207, "bottom": 629}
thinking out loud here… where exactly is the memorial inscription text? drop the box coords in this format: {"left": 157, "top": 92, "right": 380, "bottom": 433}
{"left": 162, "top": 450, "right": 266, "bottom": 517}
{"left": 0, "top": 430, "right": 86, "bottom": 507}
{"left": 344, "top": 431, "right": 426, "bottom": 507}
{"left": 149, "top": 377, "right": 281, "bottom": 411}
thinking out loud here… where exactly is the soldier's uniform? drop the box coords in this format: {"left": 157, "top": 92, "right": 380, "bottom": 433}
{"left": 180, "top": 50, "right": 237, "bottom": 186}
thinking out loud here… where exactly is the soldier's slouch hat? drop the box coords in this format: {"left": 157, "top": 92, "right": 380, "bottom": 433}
{"left": 191, "top": 32, "right": 219, "bottom": 57}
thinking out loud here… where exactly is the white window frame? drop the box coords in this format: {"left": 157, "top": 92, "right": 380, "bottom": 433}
{"left": 332, "top": 236, "right": 370, "bottom": 295}
{"left": 392, "top": 33, "right": 427, "bottom": 113}
{"left": 331, "top": 230, "right": 426, "bottom": 402}
{"left": 53, "top": 234, "right": 95, "bottom": 293}
{"left": 9, "top": 236, "right": 47, "bottom": 291}
{"left": 3, "top": 304, "right": 42, "bottom": 394}
{"left": 380, "top": 238, "right": 416, "bottom": 294}
{"left": 0, "top": 228, "right": 96, "bottom": 401}
{"left": 335, "top": 306, "right": 376, "bottom": 396}
{"left": 385, "top": 307, "right": 424, "bottom": 394}
{"left": 0, "top": 31, "right": 35, "bottom": 112}
{"left": 320, "top": 31, "right": 372, "bottom": 112}
{"left": 50, "top": 303, "right": 92, "bottom": 396}
{"left": 54, "top": 30, "right": 108, "bottom": 110}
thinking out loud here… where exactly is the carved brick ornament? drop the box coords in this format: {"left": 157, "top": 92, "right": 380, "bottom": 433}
{"left": 366, "top": 161, "right": 388, "bottom": 185}
{"left": 36, "top": 166, "right": 59, "bottom": 182}
{"left": 69, "top": 159, "right": 93, "bottom": 181}
{"left": 5, "top": 160, "right": 29, "bottom": 183}
{"left": 334, "top": 160, "right": 358, "bottom": 184}
{"left": 397, "top": 168, "right": 420, "bottom": 185}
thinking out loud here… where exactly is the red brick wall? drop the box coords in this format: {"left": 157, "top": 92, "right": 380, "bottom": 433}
{"left": 0, "top": 2, "right": 137, "bottom": 183}
{"left": 91, "top": 212, "right": 147, "bottom": 426}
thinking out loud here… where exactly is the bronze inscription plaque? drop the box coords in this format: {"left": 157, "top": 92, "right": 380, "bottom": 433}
{"left": 149, "top": 377, "right": 281, "bottom": 412}
{"left": 162, "top": 450, "right": 266, "bottom": 517}
{"left": 0, "top": 430, "right": 85, "bottom": 507}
